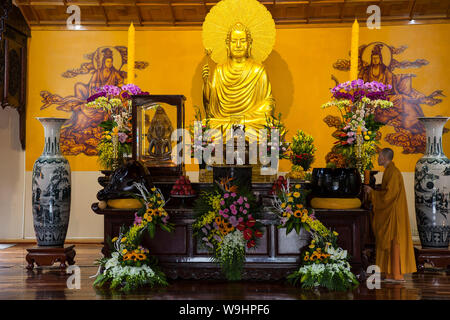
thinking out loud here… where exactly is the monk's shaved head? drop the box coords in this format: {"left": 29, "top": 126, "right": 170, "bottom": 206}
{"left": 380, "top": 148, "right": 394, "bottom": 161}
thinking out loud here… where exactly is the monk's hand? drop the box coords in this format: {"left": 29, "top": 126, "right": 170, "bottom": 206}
{"left": 363, "top": 185, "right": 373, "bottom": 194}
{"left": 202, "top": 64, "right": 209, "bottom": 83}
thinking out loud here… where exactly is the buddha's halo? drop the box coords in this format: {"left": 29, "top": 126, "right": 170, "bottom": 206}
{"left": 202, "top": 0, "right": 276, "bottom": 64}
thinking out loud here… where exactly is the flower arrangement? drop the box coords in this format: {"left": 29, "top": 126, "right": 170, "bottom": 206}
{"left": 260, "top": 113, "right": 290, "bottom": 161}
{"left": 321, "top": 79, "right": 393, "bottom": 171}
{"left": 193, "top": 178, "right": 263, "bottom": 280}
{"left": 86, "top": 84, "right": 149, "bottom": 170}
{"left": 93, "top": 182, "right": 174, "bottom": 292}
{"left": 272, "top": 181, "right": 359, "bottom": 291}
{"left": 272, "top": 182, "right": 314, "bottom": 235}
{"left": 288, "top": 130, "right": 316, "bottom": 180}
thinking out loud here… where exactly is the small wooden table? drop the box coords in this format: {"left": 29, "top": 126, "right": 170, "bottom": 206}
{"left": 414, "top": 246, "right": 450, "bottom": 271}
{"left": 26, "top": 245, "right": 76, "bottom": 270}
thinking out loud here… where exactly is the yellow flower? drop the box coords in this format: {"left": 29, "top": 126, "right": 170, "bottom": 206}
{"left": 286, "top": 213, "right": 292, "bottom": 219}
{"left": 143, "top": 213, "right": 149, "bottom": 220}
{"left": 122, "top": 249, "right": 127, "bottom": 255}
{"left": 112, "top": 237, "right": 118, "bottom": 242}
{"left": 368, "top": 131, "right": 372, "bottom": 135}
{"left": 147, "top": 216, "right": 153, "bottom": 222}
{"left": 137, "top": 253, "right": 146, "bottom": 260}
{"left": 333, "top": 231, "right": 339, "bottom": 236}
{"left": 293, "top": 210, "right": 302, "bottom": 218}
{"left": 121, "top": 237, "right": 127, "bottom": 243}
{"left": 288, "top": 197, "right": 294, "bottom": 202}
{"left": 295, "top": 184, "right": 301, "bottom": 189}
{"left": 296, "top": 204, "right": 303, "bottom": 209}
{"left": 151, "top": 187, "right": 156, "bottom": 192}
{"left": 301, "top": 216, "right": 307, "bottom": 223}
{"left": 105, "top": 135, "right": 112, "bottom": 140}
{"left": 112, "top": 127, "right": 119, "bottom": 134}
{"left": 293, "top": 192, "right": 300, "bottom": 198}
{"left": 364, "top": 135, "right": 370, "bottom": 141}
{"left": 287, "top": 193, "right": 292, "bottom": 197}
{"left": 281, "top": 203, "right": 286, "bottom": 209}
{"left": 309, "top": 244, "right": 315, "bottom": 249}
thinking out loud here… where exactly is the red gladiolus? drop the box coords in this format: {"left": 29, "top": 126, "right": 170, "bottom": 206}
{"left": 247, "top": 240, "right": 256, "bottom": 248}
{"left": 246, "top": 218, "right": 256, "bottom": 228}
{"left": 237, "top": 222, "right": 246, "bottom": 231}
{"left": 243, "top": 229, "right": 253, "bottom": 240}
{"left": 254, "top": 230, "right": 263, "bottom": 238}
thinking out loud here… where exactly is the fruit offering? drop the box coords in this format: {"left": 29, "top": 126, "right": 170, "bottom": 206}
{"left": 270, "top": 176, "right": 287, "bottom": 195}
{"left": 170, "top": 176, "right": 196, "bottom": 196}
{"left": 287, "top": 165, "right": 306, "bottom": 180}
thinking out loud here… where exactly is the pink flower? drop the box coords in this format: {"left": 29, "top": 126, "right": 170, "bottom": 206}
{"left": 134, "top": 212, "right": 142, "bottom": 225}
{"left": 245, "top": 203, "right": 250, "bottom": 209}
{"left": 220, "top": 200, "right": 225, "bottom": 206}
{"left": 237, "top": 197, "right": 244, "bottom": 205}
{"left": 224, "top": 193, "right": 230, "bottom": 199}
{"left": 231, "top": 193, "right": 237, "bottom": 197}
{"left": 229, "top": 216, "right": 238, "bottom": 227}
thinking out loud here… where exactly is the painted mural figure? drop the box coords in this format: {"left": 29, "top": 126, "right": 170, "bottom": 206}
{"left": 40, "top": 46, "right": 149, "bottom": 156}
{"left": 332, "top": 42, "right": 446, "bottom": 154}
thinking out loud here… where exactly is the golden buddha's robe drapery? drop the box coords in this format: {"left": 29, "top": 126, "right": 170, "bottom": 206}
{"left": 204, "top": 59, "right": 275, "bottom": 132}
{"left": 370, "top": 162, "right": 417, "bottom": 274}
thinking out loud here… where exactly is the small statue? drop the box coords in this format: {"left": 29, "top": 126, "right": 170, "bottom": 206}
{"left": 146, "top": 106, "right": 173, "bottom": 161}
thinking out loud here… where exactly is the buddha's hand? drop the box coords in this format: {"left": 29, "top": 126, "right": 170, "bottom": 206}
{"left": 202, "top": 64, "right": 209, "bottom": 83}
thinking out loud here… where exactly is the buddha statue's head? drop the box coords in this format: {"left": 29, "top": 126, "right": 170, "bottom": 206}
{"left": 226, "top": 23, "right": 252, "bottom": 60}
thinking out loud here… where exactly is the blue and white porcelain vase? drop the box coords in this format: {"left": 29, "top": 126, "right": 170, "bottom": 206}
{"left": 414, "top": 116, "right": 449, "bottom": 248}
{"left": 32, "top": 118, "right": 71, "bottom": 246}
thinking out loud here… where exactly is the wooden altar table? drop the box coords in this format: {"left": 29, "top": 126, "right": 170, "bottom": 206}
{"left": 92, "top": 183, "right": 372, "bottom": 280}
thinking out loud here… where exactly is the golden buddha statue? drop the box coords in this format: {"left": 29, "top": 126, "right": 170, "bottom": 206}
{"left": 201, "top": 0, "right": 277, "bottom": 133}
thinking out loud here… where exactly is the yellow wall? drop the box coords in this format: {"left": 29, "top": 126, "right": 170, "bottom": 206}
{"left": 26, "top": 24, "right": 450, "bottom": 172}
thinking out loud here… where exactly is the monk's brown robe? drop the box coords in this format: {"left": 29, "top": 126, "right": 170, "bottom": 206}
{"left": 370, "top": 162, "right": 417, "bottom": 274}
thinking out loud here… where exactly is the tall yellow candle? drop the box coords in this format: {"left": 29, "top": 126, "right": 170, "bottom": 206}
{"left": 127, "top": 22, "right": 135, "bottom": 84}
{"left": 350, "top": 19, "right": 359, "bottom": 81}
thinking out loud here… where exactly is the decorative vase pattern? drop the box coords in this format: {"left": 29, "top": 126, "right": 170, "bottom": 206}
{"left": 32, "top": 118, "right": 71, "bottom": 246}
{"left": 414, "top": 117, "right": 450, "bottom": 248}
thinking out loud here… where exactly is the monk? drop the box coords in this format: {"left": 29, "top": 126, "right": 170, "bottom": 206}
{"left": 364, "top": 148, "right": 417, "bottom": 281}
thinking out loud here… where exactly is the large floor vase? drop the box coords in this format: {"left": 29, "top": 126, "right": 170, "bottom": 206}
{"left": 32, "top": 118, "right": 71, "bottom": 246}
{"left": 414, "top": 116, "right": 450, "bottom": 248}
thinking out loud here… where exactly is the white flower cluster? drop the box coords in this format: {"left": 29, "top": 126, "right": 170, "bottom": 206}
{"left": 221, "top": 230, "right": 245, "bottom": 253}
{"left": 106, "top": 264, "right": 156, "bottom": 280}
{"left": 298, "top": 260, "right": 352, "bottom": 286}
{"left": 326, "top": 246, "right": 348, "bottom": 261}
{"left": 112, "top": 111, "right": 131, "bottom": 131}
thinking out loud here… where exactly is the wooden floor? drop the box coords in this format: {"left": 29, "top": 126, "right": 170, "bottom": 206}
{"left": 1, "top": 244, "right": 449, "bottom": 300}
